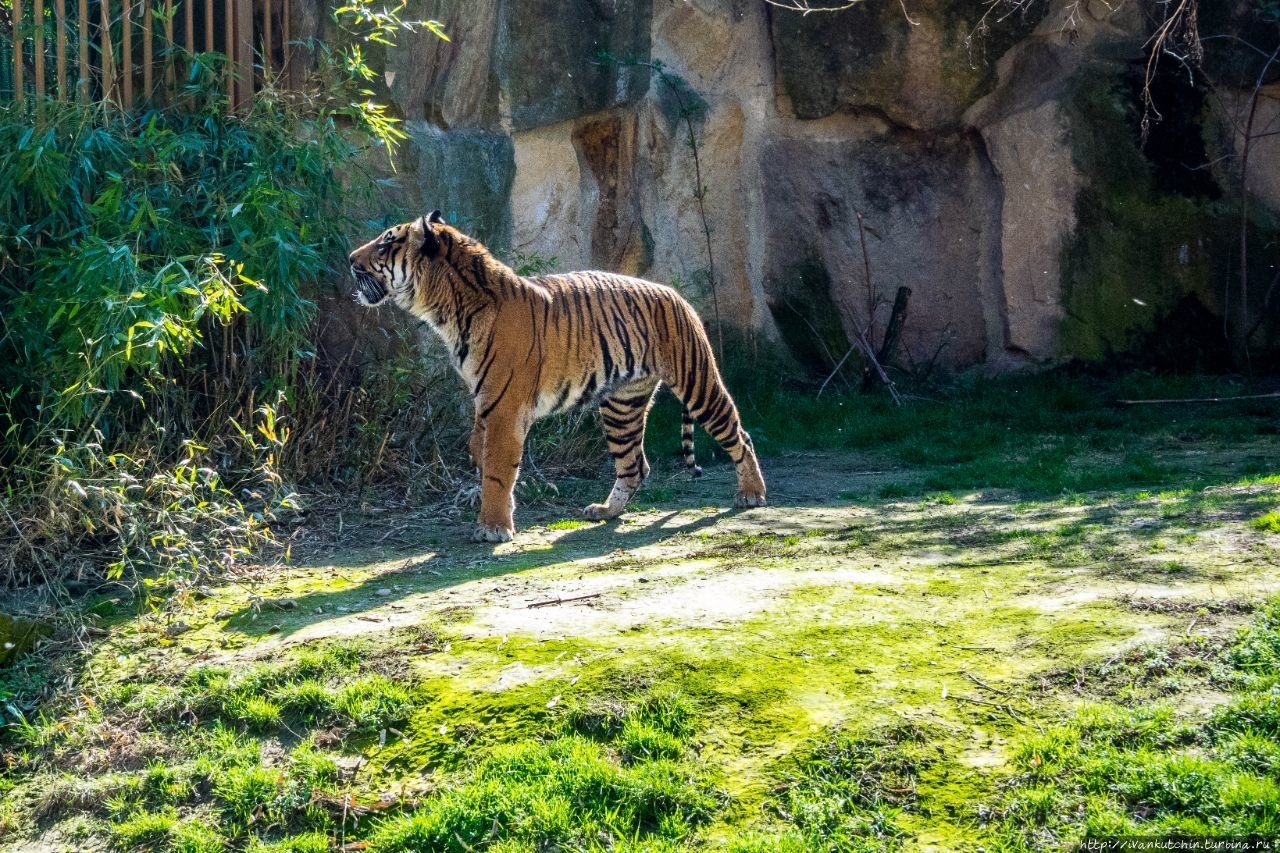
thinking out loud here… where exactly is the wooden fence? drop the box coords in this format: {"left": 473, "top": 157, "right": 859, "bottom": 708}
{"left": 1, "top": 0, "right": 300, "bottom": 110}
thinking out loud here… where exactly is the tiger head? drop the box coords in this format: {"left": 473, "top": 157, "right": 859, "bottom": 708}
{"left": 348, "top": 210, "right": 448, "bottom": 308}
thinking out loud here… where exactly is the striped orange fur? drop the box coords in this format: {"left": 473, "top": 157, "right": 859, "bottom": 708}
{"left": 349, "top": 212, "right": 767, "bottom": 542}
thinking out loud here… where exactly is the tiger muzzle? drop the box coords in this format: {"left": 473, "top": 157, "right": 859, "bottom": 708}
{"left": 351, "top": 266, "right": 388, "bottom": 306}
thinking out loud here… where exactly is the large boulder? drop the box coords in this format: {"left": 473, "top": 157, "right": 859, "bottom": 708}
{"left": 641, "top": 0, "right": 779, "bottom": 331}
{"left": 769, "top": 0, "right": 1046, "bottom": 128}
{"left": 962, "top": 0, "right": 1148, "bottom": 364}
{"left": 387, "top": 0, "right": 502, "bottom": 128}
{"left": 761, "top": 131, "right": 1000, "bottom": 370}
{"left": 511, "top": 120, "right": 593, "bottom": 272}
{"left": 385, "top": 0, "right": 652, "bottom": 131}
{"left": 979, "top": 100, "right": 1079, "bottom": 363}
{"left": 498, "top": 0, "right": 653, "bottom": 131}
{"left": 966, "top": 37, "right": 1089, "bottom": 364}
{"left": 328, "top": 0, "right": 1280, "bottom": 372}
{"left": 403, "top": 121, "right": 515, "bottom": 249}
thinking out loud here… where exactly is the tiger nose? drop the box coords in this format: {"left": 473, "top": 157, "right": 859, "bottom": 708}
{"left": 347, "top": 250, "right": 357, "bottom": 265}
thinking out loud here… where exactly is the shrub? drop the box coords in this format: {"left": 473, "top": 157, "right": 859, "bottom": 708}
{"left": 0, "top": 7, "right": 457, "bottom": 594}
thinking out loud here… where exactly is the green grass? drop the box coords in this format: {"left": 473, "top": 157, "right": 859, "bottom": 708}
{"left": 752, "top": 723, "right": 934, "bottom": 852}
{"left": 1253, "top": 510, "right": 1280, "bottom": 534}
{"left": 649, "top": 366, "right": 1279, "bottom": 497}
{"left": 369, "top": 690, "right": 712, "bottom": 853}
{"left": 3, "top": 373, "right": 1280, "bottom": 852}
{"left": 333, "top": 675, "right": 417, "bottom": 732}
{"left": 547, "top": 518, "right": 597, "bottom": 531}
{"left": 368, "top": 736, "right": 714, "bottom": 852}
{"left": 984, "top": 597, "right": 1280, "bottom": 848}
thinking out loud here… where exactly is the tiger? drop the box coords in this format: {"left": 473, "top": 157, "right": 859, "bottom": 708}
{"left": 348, "top": 211, "right": 767, "bottom": 542}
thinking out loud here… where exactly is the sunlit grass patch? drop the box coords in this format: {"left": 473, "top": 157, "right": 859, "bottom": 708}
{"left": 367, "top": 733, "right": 716, "bottom": 853}
{"left": 215, "top": 765, "right": 282, "bottom": 827}
{"left": 756, "top": 722, "right": 935, "bottom": 853}
{"left": 225, "top": 694, "right": 284, "bottom": 731}
{"left": 1253, "top": 510, "right": 1280, "bottom": 533}
{"left": 986, "top": 593, "right": 1280, "bottom": 848}
{"left": 547, "top": 518, "right": 596, "bottom": 531}
{"left": 273, "top": 679, "right": 334, "bottom": 721}
{"left": 4, "top": 371, "right": 1280, "bottom": 852}
{"left": 246, "top": 833, "right": 332, "bottom": 853}
{"left": 333, "top": 675, "right": 416, "bottom": 733}
{"left": 109, "top": 807, "right": 179, "bottom": 848}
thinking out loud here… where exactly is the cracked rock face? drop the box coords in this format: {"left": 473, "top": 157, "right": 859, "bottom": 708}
{"left": 325, "top": 0, "right": 1277, "bottom": 371}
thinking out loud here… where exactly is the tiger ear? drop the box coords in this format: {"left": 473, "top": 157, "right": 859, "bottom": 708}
{"left": 418, "top": 215, "right": 441, "bottom": 259}
{"left": 427, "top": 210, "right": 445, "bottom": 224}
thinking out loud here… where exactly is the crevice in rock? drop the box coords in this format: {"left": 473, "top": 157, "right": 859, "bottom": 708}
{"left": 966, "top": 126, "right": 1015, "bottom": 364}
{"left": 571, "top": 110, "right": 652, "bottom": 276}
{"left": 1129, "top": 59, "right": 1222, "bottom": 200}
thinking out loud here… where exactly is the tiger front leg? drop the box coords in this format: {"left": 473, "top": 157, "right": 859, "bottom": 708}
{"left": 473, "top": 415, "right": 523, "bottom": 543}
{"left": 469, "top": 413, "right": 485, "bottom": 469}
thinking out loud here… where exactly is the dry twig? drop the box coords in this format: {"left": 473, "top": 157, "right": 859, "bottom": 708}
{"left": 527, "top": 592, "right": 603, "bottom": 609}
{"left": 947, "top": 692, "right": 1028, "bottom": 723}
{"left": 1118, "top": 392, "right": 1280, "bottom": 405}
{"left": 765, "top": 0, "right": 863, "bottom": 13}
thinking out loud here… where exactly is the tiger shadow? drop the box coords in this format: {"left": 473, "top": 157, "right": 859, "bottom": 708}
{"left": 217, "top": 505, "right": 742, "bottom": 640}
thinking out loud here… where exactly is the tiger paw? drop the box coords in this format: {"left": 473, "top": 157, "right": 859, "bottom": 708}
{"left": 582, "top": 503, "right": 621, "bottom": 521}
{"left": 472, "top": 523, "right": 514, "bottom": 543}
{"left": 734, "top": 491, "right": 767, "bottom": 508}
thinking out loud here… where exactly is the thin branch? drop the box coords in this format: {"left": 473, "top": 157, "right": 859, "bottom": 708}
{"left": 782, "top": 294, "right": 856, "bottom": 394}
{"left": 764, "top": 0, "right": 864, "bottom": 13}
{"left": 527, "top": 592, "right": 603, "bottom": 609}
{"left": 1200, "top": 34, "right": 1279, "bottom": 60}
{"left": 946, "top": 692, "right": 1028, "bottom": 724}
{"left": 851, "top": 319, "right": 901, "bottom": 406}
{"left": 857, "top": 212, "right": 877, "bottom": 353}
{"left": 967, "top": 0, "right": 1083, "bottom": 65}
{"left": 1231, "top": 42, "right": 1280, "bottom": 362}
{"left": 766, "top": 0, "right": 918, "bottom": 24}
{"left": 628, "top": 60, "right": 723, "bottom": 359}
{"left": 1140, "top": 0, "right": 1200, "bottom": 144}
{"left": 965, "top": 671, "right": 1015, "bottom": 697}
{"left": 817, "top": 345, "right": 858, "bottom": 398}
{"left": 1117, "top": 392, "right": 1280, "bottom": 405}
{"left": 1245, "top": 265, "right": 1280, "bottom": 345}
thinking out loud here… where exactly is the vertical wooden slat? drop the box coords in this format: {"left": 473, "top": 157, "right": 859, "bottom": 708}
{"left": 100, "top": 0, "right": 114, "bottom": 104}
{"left": 12, "top": 0, "right": 22, "bottom": 105}
{"left": 204, "top": 0, "right": 212, "bottom": 52}
{"left": 233, "top": 0, "right": 250, "bottom": 106}
{"left": 262, "top": 0, "right": 271, "bottom": 77}
{"left": 142, "top": 0, "right": 151, "bottom": 99}
{"left": 55, "top": 0, "right": 67, "bottom": 100}
{"left": 222, "top": 0, "right": 230, "bottom": 97}
{"left": 33, "top": 0, "right": 45, "bottom": 100}
{"left": 77, "top": 0, "right": 87, "bottom": 100}
{"left": 282, "top": 0, "right": 290, "bottom": 89}
{"left": 163, "top": 0, "right": 174, "bottom": 92}
{"left": 98, "top": 0, "right": 112, "bottom": 103}
{"left": 121, "top": 0, "right": 132, "bottom": 108}
{"left": 185, "top": 0, "right": 194, "bottom": 54}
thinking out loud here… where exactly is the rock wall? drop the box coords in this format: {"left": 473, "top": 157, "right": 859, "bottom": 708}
{"left": 332, "top": 0, "right": 1280, "bottom": 372}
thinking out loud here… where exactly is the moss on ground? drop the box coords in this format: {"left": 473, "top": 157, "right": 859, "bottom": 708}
{"left": 2, "top": 376, "right": 1279, "bottom": 851}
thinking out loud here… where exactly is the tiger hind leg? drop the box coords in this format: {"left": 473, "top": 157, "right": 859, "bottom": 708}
{"left": 584, "top": 379, "right": 660, "bottom": 521}
{"left": 673, "top": 373, "right": 766, "bottom": 508}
